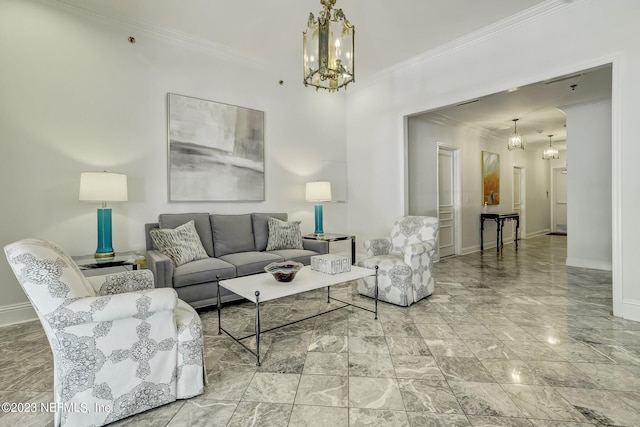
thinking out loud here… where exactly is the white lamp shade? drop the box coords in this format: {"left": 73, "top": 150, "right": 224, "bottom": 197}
{"left": 305, "top": 181, "right": 332, "bottom": 202}
{"left": 79, "top": 172, "right": 128, "bottom": 202}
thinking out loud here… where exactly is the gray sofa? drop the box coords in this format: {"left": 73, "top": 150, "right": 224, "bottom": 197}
{"left": 144, "top": 212, "right": 328, "bottom": 308}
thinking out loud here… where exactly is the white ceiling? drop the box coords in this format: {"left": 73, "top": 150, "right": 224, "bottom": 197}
{"left": 415, "top": 65, "right": 612, "bottom": 148}
{"left": 56, "top": 0, "right": 611, "bottom": 146}
{"left": 57, "top": 0, "right": 549, "bottom": 79}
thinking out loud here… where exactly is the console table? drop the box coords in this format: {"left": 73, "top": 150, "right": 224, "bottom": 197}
{"left": 480, "top": 213, "right": 519, "bottom": 253}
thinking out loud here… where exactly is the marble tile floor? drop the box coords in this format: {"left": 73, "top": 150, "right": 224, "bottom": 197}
{"left": 2, "top": 235, "right": 640, "bottom": 426}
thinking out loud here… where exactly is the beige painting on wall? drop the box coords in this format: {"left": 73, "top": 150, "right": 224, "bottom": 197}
{"left": 168, "top": 93, "right": 264, "bottom": 202}
{"left": 482, "top": 151, "right": 500, "bottom": 205}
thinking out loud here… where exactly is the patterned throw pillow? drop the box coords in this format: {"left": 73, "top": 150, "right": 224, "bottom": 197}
{"left": 150, "top": 220, "right": 209, "bottom": 267}
{"left": 266, "top": 217, "right": 304, "bottom": 251}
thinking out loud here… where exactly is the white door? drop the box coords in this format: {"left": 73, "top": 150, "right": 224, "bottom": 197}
{"left": 553, "top": 168, "right": 568, "bottom": 233}
{"left": 513, "top": 167, "right": 525, "bottom": 239}
{"left": 438, "top": 147, "right": 456, "bottom": 257}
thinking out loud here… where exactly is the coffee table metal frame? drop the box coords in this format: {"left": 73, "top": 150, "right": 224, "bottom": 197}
{"left": 216, "top": 265, "right": 378, "bottom": 366}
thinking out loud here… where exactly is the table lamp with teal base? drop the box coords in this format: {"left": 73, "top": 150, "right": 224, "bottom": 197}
{"left": 79, "top": 171, "right": 128, "bottom": 258}
{"left": 305, "top": 181, "right": 332, "bottom": 235}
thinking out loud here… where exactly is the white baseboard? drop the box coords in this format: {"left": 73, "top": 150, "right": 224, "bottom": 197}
{"left": 524, "top": 229, "right": 551, "bottom": 239}
{"left": 460, "top": 245, "right": 480, "bottom": 255}
{"left": 565, "top": 257, "right": 612, "bottom": 271}
{"left": 621, "top": 299, "right": 640, "bottom": 322}
{"left": 0, "top": 302, "right": 37, "bottom": 327}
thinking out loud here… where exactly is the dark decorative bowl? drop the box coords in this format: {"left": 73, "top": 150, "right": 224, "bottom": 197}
{"left": 264, "top": 261, "right": 304, "bottom": 282}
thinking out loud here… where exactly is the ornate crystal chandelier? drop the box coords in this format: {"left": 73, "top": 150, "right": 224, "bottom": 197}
{"left": 303, "top": 0, "right": 355, "bottom": 92}
{"left": 507, "top": 118, "right": 524, "bottom": 151}
{"left": 542, "top": 134, "right": 559, "bottom": 160}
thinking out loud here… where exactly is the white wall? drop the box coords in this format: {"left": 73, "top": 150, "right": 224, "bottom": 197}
{"left": 561, "top": 100, "right": 612, "bottom": 270}
{"left": 407, "top": 116, "right": 551, "bottom": 253}
{"left": 346, "top": 0, "right": 640, "bottom": 320}
{"left": 0, "top": 0, "right": 348, "bottom": 324}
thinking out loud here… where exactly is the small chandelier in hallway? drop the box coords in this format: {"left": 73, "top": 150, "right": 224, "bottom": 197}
{"left": 303, "top": 0, "right": 355, "bottom": 92}
{"left": 542, "top": 134, "right": 559, "bottom": 160}
{"left": 507, "top": 118, "right": 524, "bottom": 151}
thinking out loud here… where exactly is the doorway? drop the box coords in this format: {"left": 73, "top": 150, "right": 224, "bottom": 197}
{"left": 552, "top": 167, "right": 568, "bottom": 234}
{"left": 437, "top": 145, "right": 460, "bottom": 257}
{"left": 513, "top": 166, "right": 525, "bottom": 239}
{"left": 404, "top": 63, "right": 617, "bottom": 315}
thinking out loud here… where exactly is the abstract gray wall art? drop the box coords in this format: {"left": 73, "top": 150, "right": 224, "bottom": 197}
{"left": 168, "top": 93, "right": 265, "bottom": 201}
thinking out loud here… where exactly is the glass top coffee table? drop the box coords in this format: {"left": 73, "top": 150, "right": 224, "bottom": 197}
{"left": 217, "top": 265, "right": 378, "bottom": 366}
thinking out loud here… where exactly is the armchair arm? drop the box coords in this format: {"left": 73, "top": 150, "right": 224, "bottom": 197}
{"left": 403, "top": 241, "right": 436, "bottom": 267}
{"left": 146, "top": 249, "right": 174, "bottom": 288}
{"left": 403, "top": 240, "right": 436, "bottom": 256}
{"left": 45, "top": 288, "right": 178, "bottom": 331}
{"left": 87, "top": 269, "right": 155, "bottom": 296}
{"left": 363, "top": 238, "right": 392, "bottom": 256}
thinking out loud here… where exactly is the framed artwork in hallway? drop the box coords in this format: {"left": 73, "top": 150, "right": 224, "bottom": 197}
{"left": 482, "top": 151, "right": 500, "bottom": 205}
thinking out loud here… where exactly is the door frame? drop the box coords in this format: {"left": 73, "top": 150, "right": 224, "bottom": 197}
{"left": 437, "top": 143, "right": 461, "bottom": 258}
{"left": 512, "top": 165, "right": 526, "bottom": 239}
{"left": 551, "top": 166, "right": 568, "bottom": 233}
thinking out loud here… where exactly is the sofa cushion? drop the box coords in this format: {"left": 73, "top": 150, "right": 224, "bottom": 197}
{"left": 219, "top": 251, "right": 283, "bottom": 277}
{"left": 210, "top": 214, "right": 256, "bottom": 257}
{"left": 266, "top": 217, "right": 304, "bottom": 251}
{"left": 159, "top": 213, "right": 214, "bottom": 257}
{"left": 173, "top": 257, "right": 237, "bottom": 288}
{"left": 267, "top": 249, "right": 318, "bottom": 265}
{"left": 252, "top": 213, "right": 288, "bottom": 252}
{"left": 150, "top": 220, "right": 210, "bottom": 267}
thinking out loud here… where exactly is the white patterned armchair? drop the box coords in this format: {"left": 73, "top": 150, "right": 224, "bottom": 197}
{"left": 357, "top": 216, "right": 439, "bottom": 307}
{"left": 3, "top": 239, "right": 205, "bottom": 427}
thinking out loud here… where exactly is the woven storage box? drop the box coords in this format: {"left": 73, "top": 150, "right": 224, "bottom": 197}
{"left": 310, "top": 254, "right": 351, "bottom": 274}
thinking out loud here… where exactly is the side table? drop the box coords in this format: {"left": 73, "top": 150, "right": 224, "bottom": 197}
{"left": 302, "top": 233, "right": 356, "bottom": 265}
{"left": 73, "top": 252, "right": 142, "bottom": 276}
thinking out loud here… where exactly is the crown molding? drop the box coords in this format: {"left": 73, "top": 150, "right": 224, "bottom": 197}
{"left": 44, "top": 0, "right": 586, "bottom": 87}
{"left": 45, "top": 0, "right": 271, "bottom": 72}
{"left": 359, "top": 0, "right": 587, "bottom": 89}
{"left": 43, "top": 0, "right": 587, "bottom": 88}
